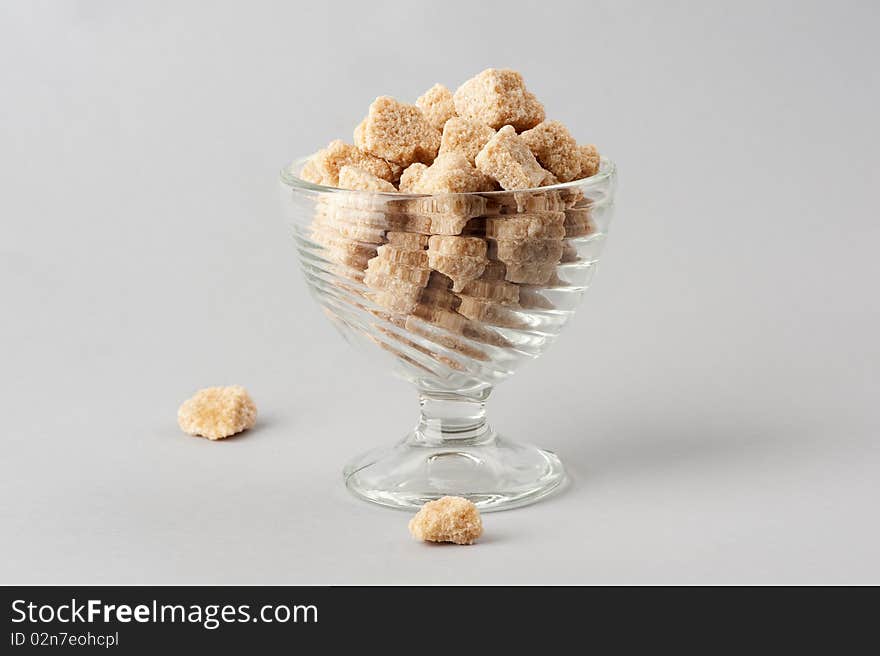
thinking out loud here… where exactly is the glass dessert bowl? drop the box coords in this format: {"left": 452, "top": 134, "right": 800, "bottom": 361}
{"left": 280, "top": 157, "right": 616, "bottom": 511}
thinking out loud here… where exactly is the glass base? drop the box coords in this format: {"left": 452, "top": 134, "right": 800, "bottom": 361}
{"left": 343, "top": 431, "right": 566, "bottom": 512}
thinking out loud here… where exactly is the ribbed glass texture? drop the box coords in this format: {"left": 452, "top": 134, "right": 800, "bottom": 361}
{"left": 279, "top": 158, "right": 617, "bottom": 510}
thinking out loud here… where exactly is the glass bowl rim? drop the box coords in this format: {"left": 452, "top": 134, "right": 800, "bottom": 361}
{"left": 279, "top": 155, "right": 616, "bottom": 198}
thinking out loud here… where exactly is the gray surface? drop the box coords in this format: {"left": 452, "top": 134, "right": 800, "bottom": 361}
{"left": 1, "top": 0, "right": 878, "bottom": 584}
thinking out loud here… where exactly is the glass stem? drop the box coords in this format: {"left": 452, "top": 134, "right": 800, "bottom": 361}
{"left": 414, "top": 387, "right": 494, "bottom": 446}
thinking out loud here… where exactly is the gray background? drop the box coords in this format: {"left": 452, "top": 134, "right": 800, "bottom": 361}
{"left": 2, "top": 0, "right": 878, "bottom": 584}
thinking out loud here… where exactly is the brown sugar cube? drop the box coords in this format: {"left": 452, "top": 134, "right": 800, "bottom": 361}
{"left": 487, "top": 238, "right": 564, "bottom": 263}
{"left": 577, "top": 144, "right": 601, "bottom": 179}
{"left": 453, "top": 68, "right": 545, "bottom": 132}
{"left": 515, "top": 189, "right": 565, "bottom": 212}
{"left": 477, "top": 260, "right": 507, "bottom": 281}
{"left": 387, "top": 161, "right": 405, "bottom": 184}
{"left": 315, "top": 198, "right": 393, "bottom": 230}
{"left": 315, "top": 194, "right": 391, "bottom": 220}
{"left": 457, "top": 278, "right": 520, "bottom": 305}
{"left": 426, "top": 251, "right": 487, "bottom": 292}
{"left": 309, "top": 223, "right": 353, "bottom": 250}
{"left": 374, "top": 244, "right": 428, "bottom": 267}
{"left": 403, "top": 196, "right": 488, "bottom": 236}
{"left": 514, "top": 191, "right": 565, "bottom": 214}
{"left": 338, "top": 165, "right": 398, "bottom": 192}
{"left": 457, "top": 297, "right": 526, "bottom": 329}
{"left": 323, "top": 189, "right": 408, "bottom": 214}
{"left": 299, "top": 140, "right": 397, "bottom": 187}
{"left": 408, "top": 305, "right": 463, "bottom": 335}
{"left": 427, "top": 235, "right": 487, "bottom": 258}
{"left": 427, "top": 214, "right": 473, "bottom": 236}
{"left": 504, "top": 261, "right": 558, "bottom": 285}
{"left": 426, "top": 271, "right": 453, "bottom": 289}
{"left": 398, "top": 162, "right": 429, "bottom": 192}
{"left": 403, "top": 214, "right": 434, "bottom": 235}
{"left": 428, "top": 306, "right": 510, "bottom": 347}
{"left": 354, "top": 96, "right": 441, "bottom": 167}
{"left": 560, "top": 187, "right": 586, "bottom": 208}
{"left": 364, "top": 269, "right": 426, "bottom": 300}
{"left": 438, "top": 117, "right": 496, "bottom": 165}
{"left": 312, "top": 213, "right": 387, "bottom": 244}
{"left": 311, "top": 218, "right": 383, "bottom": 246}
{"left": 353, "top": 118, "right": 366, "bottom": 150}
{"left": 411, "top": 305, "right": 468, "bottom": 336}
{"left": 386, "top": 231, "right": 429, "bottom": 251}
{"left": 435, "top": 152, "right": 496, "bottom": 192}
{"left": 569, "top": 196, "right": 593, "bottom": 210}
{"left": 177, "top": 386, "right": 257, "bottom": 441}
{"left": 298, "top": 159, "right": 322, "bottom": 184}
{"left": 368, "top": 290, "right": 421, "bottom": 314}
{"left": 520, "top": 121, "right": 583, "bottom": 182}
{"left": 299, "top": 158, "right": 328, "bottom": 186}
{"left": 404, "top": 194, "right": 487, "bottom": 219}
{"left": 563, "top": 207, "right": 596, "bottom": 238}
{"left": 540, "top": 170, "right": 559, "bottom": 186}
{"left": 426, "top": 253, "right": 486, "bottom": 291}
{"left": 406, "top": 199, "right": 486, "bottom": 235}
{"left": 366, "top": 258, "right": 431, "bottom": 286}
{"left": 322, "top": 245, "right": 375, "bottom": 270}
{"left": 315, "top": 198, "right": 403, "bottom": 231}
{"left": 324, "top": 260, "right": 367, "bottom": 284}
{"left": 415, "top": 83, "right": 457, "bottom": 131}
{"left": 484, "top": 212, "right": 566, "bottom": 240}
{"left": 475, "top": 126, "right": 548, "bottom": 191}
{"left": 564, "top": 205, "right": 592, "bottom": 222}
{"left": 398, "top": 152, "right": 495, "bottom": 194}
{"left": 408, "top": 496, "right": 483, "bottom": 545}
{"left": 486, "top": 190, "right": 566, "bottom": 215}
{"left": 419, "top": 286, "right": 461, "bottom": 310}
{"left": 311, "top": 226, "right": 379, "bottom": 268}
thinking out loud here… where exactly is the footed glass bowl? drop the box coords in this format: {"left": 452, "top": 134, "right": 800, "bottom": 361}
{"left": 280, "top": 158, "right": 616, "bottom": 511}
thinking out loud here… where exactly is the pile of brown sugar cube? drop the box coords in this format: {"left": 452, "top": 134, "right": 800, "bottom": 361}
{"left": 299, "top": 68, "right": 600, "bottom": 363}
